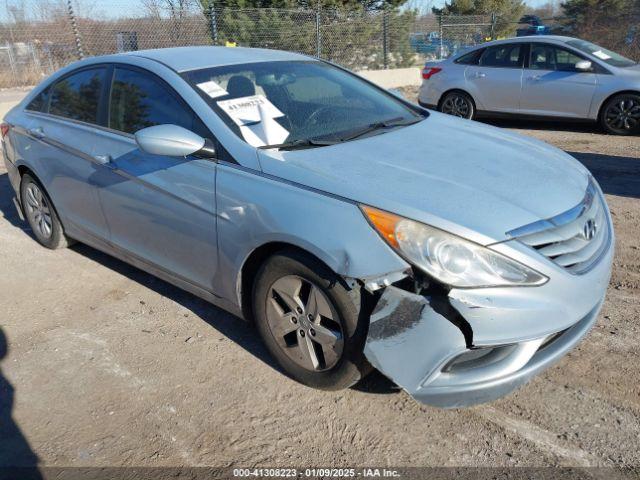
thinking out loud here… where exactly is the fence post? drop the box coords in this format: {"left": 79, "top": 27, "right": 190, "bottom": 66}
{"left": 490, "top": 12, "right": 496, "bottom": 40}
{"left": 315, "top": 10, "right": 321, "bottom": 58}
{"left": 209, "top": 2, "right": 219, "bottom": 45}
{"left": 382, "top": 9, "right": 389, "bottom": 69}
{"left": 438, "top": 15, "right": 443, "bottom": 59}
{"left": 67, "top": 0, "right": 84, "bottom": 59}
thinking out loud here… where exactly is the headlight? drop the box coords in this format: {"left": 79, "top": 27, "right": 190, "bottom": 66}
{"left": 361, "top": 205, "right": 548, "bottom": 288}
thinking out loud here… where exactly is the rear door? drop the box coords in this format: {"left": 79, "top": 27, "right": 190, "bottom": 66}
{"left": 465, "top": 43, "right": 527, "bottom": 113}
{"left": 520, "top": 43, "right": 598, "bottom": 117}
{"left": 90, "top": 65, "right": 219, "bottom": 292}
{"left": 19, "top": 67, "right": 111, "bottom": 241}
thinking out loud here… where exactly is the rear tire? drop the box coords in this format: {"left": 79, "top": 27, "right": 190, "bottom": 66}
{"left": 439, "top": 91, "right": 475, "bottom": 119}
{"left": 600, "top": 93, "right": 640, "bottom": 136}
{"left": 20, "top": 173, "right": 72, "bottom": 249}
{"left": 252, "top": 250, "right": 371, "bottom": 391}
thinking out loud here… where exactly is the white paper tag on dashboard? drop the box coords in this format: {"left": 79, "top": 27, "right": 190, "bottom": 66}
{"left": 196, "top": 80, "right": 228, "bottom": 99}
{"left": 217, "top": 95, "right": 289, "bottom": 146}
{"left": 592, "top": 50, "right": 611, "bottom": 60}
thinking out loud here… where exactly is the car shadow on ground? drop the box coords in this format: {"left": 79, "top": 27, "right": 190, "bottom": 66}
{"left": 0, "top": 328, "right": 43, "bottom": 478}
{"left": 568, "top": 151, "right": 640, "bottom": 199}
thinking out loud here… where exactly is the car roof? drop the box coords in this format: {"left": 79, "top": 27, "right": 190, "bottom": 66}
{"left": 474, "top": 35, "right": 578, "bottom": 48}
{"left": 120, "top": 46, "right": 312, "bottom": 72}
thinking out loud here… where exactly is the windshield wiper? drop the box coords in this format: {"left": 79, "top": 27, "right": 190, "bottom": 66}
{"left": 337, "top": 116, "right": 423, "bottom": 142}
{"left": 259, "top": 138, "right": 338, "bottom": 151}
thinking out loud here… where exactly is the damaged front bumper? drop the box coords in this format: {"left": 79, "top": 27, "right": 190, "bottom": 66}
{"left": 363, "top": 237, "right": 613, "bottom": 408}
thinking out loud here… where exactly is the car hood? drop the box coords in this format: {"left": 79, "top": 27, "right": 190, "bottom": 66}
{"left": 257, "top": 112, "right": 590, "bottom": 244}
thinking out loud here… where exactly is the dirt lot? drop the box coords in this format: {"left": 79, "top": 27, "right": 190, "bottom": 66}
{"left": 1, "top": 87, "right": 639, "bottom": 470}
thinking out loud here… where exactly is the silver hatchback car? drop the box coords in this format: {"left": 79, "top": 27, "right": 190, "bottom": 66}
{"left": 2, "top": 46, "right": 613, "bottom": 408}
{"left": 418, "top": 36, "right": 640, "bottom": 135}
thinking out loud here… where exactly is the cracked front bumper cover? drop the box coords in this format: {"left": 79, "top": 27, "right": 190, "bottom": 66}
{"left": 363, "top": 286, "right": 604, "bottom": 409}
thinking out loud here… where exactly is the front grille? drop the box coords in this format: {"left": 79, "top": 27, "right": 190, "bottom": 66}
{"left": 508, "top": 179, "right": 610, "bottom": 274}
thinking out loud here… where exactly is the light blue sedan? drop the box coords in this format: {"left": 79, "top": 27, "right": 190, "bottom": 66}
{"left": 419, "top": 36, "right": 640, "bottom": 135}
{"left": 1, "top": 46, "right": 613, "bottom": 407}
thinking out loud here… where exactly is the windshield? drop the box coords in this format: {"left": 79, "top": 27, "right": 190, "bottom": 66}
{"left": 183, "top": 61, "right": 424, "bottom": 148}
{"left": 565, "top": 39, "right": 637, "bottom": 68}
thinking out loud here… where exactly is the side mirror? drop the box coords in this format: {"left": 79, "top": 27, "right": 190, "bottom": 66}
{"left": 135, "top": 124, "right": 216, "bottom": 158}
{"left": 575, "top": 60, "right": 593, "bottom": 71}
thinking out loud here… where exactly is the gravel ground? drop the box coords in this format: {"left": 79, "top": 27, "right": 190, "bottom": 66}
{"left": 1, "top": 88, "right": 639, "bottom": 469}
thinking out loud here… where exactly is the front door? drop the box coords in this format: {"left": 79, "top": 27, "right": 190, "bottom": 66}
{"left": 520, "top": 43, "right": 598, "bottom": 118}
{"left": 91, "top": 66, "right": 219, "bottom": 292}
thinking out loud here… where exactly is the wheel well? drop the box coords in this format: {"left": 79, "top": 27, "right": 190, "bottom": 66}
{"left": 17, "top": 164, "right": 34, "bottom": 178}
{"left": 239, "top": 242, "right": 334, "bottom": 322}
{"left": 597, "top": 90, "right": 640, "bottom": 120}
{"left": 438, "top": 89, "right": 476, "bottom": 111}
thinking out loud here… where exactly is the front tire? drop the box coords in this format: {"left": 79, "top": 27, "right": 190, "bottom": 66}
{"left": 20, "top": 173, "right": 71, "bottom": 249}
{"left": 600, "top": 93, "right": 640, "bottom": 135}
{"left": 252, "top": 250, "right": 371, "bottom": 390}
{"left": 440, "top": 91, "right": 475, "bottom": 119}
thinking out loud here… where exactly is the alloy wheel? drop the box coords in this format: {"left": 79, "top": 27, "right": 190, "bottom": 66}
{"left": 604, "top": 96, "right": 640, "bottom": 133}
{"left": 441, "top": 94, "right": 472, "bottom": 118}
{"left": 24, "top": 182, "right": 53, "bottom": 239}
{"left": 265, "top": 275, "right": 344, "bottom": 372}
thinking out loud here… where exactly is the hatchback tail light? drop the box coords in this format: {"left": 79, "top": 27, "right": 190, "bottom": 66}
{"left": 422, "top": 67, "right": 442, "bottom": 80}
{"left": 0, "top": 122, "right": 10, "bottom": 139}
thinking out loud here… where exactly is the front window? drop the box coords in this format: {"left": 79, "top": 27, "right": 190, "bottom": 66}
{"left": 565, "top": 39, "right": 636, "bottom": 68}
{"left": 183, "top": 61, "right": 424, "bottom": 148}
{"left": 529, "top": 44, "right": 586, "bottom": 72}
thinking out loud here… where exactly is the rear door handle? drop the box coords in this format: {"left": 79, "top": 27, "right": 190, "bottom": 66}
{"left": 529, "top": 75, "right": 542, "bottom": 82}
{"left": 27, "top": 127, "right": 45, "bottom": 139}
{"left": 475, "top": 72, "right": 486, "bottom": 78}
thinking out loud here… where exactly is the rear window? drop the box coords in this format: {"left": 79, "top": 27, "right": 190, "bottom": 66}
{"left": 480, "top": 44, "right": 524, "bottom": 68}
{"left": 455, "top": 49, "right": 484, "bottom": 65}
{"left": 49, "top": 68, "right": 105, "bottom": 124}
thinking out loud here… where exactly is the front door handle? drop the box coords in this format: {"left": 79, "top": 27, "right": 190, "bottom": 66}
{"left": 94, "top": 154, "right": 113, "bottom": 167}
{"left": 529, "top": 75, "right": 542, "bottom": 82}
{"left": 27, "top": 127, "right": 45, "bottom": 139}
{"left": 475, "top": 72, "right": 486, "bottom": 78}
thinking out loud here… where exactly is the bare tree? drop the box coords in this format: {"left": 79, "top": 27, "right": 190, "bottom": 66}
{"left": 141, "top": 0, "right": 198, "bottom": 42}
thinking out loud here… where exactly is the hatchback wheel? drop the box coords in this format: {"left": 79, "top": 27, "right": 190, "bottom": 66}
{"left": 252, "top": 250, "right": 371, "bottom": 390}
{"left": 20, "top": 174, "right": 71, "bottom": 249}
{"left": 600, "top": 93, "right": 640, "bottom": 135}
{"left": 440, "top": 91, "right": 475, "bottom": 119}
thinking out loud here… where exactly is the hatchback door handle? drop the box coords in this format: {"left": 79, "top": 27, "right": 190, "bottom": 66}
{"left": 27, "top": 127, "right": 45, "bottom": 139}
{"left": 93, "top": 154, "right": 113, "bottom": 166}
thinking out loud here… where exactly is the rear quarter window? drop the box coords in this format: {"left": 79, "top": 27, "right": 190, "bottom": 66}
{"left": 25, "top": 88, "right": 49, "bottom": 112}
{"left": 455, "top": 49, "right": 484, "bottom": 65}
{"left": 48, "top": 68, "right": 106, "bottom": 124}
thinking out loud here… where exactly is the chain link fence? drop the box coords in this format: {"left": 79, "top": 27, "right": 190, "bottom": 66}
{"left": 0, "top": 0, "right": 637, "bottom": 89}
{"left": 0, "top": 0, "right": 498, "bottom": 88}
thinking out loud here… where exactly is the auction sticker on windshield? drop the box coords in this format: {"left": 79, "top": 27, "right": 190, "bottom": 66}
{"left": 217, "top": 95, "right": 289, "bottom": 147}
